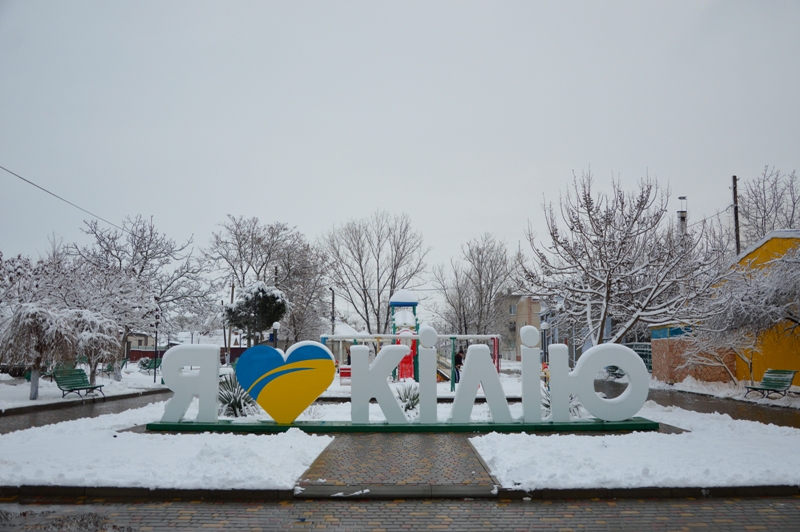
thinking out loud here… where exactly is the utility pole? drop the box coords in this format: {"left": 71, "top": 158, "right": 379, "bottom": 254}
{"left": 732, "top": 175, "right": 741, "bottom": 255}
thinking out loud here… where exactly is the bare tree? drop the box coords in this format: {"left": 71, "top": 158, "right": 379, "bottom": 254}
{"left": 323, "top": 211, "right": 427, "bottom": 334}
{"left": 206, "top": 215, "right": 300, "bottom": 287}
{"left": 517, "top": 171, "right": 716, "bottom": 346}
{"left": 206, "top": 216, "right": 329, "bottom": 347}
{"left": 740, "top": 166, "right": 799, "bottom": 247}
{"left": 433, "top": 233, "right": 512, "bottom": 335}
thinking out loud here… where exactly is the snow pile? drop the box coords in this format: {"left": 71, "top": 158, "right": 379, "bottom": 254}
{"left": 471, "top": 400, "right": 800, "bottom": 490}
{"left": 0, "top": 402, "right": 332, "bottom": 490}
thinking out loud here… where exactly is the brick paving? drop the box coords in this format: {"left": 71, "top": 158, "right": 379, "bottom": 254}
{"left": 1, "top": 495, "right": 800, "bottom": 530}
{"left": 298, "top": 433, "right": 495, "bottom": 487}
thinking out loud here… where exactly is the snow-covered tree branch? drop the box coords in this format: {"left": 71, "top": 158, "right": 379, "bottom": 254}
{"left": 517, "top": 171, "right": 717, "bottom": 346}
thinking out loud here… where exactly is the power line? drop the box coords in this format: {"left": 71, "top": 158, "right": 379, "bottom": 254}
{"left": 687, "top": 206, "right": 733, "bottom": 229}
{"left": 0, "top": 164, "right": 127, "bottom": 233}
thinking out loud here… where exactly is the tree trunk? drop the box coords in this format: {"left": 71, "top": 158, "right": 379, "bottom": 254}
{"left": 116, "top": 325, "right": 130, "bottom": 382}
{"left": 29, "top": 368, "right": 40, "bottom": 400}
{"left": 89, "top": 361, "right": 98, "bottom": 385}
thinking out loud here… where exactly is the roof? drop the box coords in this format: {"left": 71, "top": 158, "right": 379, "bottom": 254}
{"left": 389, "top": 289, "right": 418, "bottom": 307}
{"left": 738, "top": 229, "right": 800, "bottom": 266}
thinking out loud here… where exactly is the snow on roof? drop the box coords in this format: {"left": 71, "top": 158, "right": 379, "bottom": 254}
{"left": 389, "top": 289, "right": 418, "bottom": 306}
{"left": 333, "top": 321, "right": 361, "bottom": 336}
{"left": 738, "top": 229, "right": 800, "bottom": 261}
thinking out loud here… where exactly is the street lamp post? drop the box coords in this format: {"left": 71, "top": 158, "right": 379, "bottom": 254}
{"left": 540, "top": 321, "right": 550, "bottom": 364}
{"left": 272, "top": 321, "right": 281, "bottom": 349}
{"left": 153, "top": 312, "right": 160, "bottom": 384}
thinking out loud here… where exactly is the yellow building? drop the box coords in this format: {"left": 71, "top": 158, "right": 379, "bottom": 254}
{"left": 735, "top": 229, "right": 800, "bottom": 384}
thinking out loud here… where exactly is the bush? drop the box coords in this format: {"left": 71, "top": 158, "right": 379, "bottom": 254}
{"left": 137, "top": 357, "right": 151, "bottom": 371}
{"left": 218, "top": 373, "right": 259, "bottom": 418}
{"left": 540, "top": 382, "right": 585, "bottom": 418}
{"left": 395, "top": 382, "right": 420, "bottom": 413}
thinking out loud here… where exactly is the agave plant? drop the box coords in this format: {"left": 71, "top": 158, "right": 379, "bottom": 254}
{"left": 218, "top": 372, "right": 258, "bottom": 418}
{"left": 395, "top": 382, "right": 420, "bottom": 413}
{"left": 540, "top": 382, "right": 585, "bottom": 418}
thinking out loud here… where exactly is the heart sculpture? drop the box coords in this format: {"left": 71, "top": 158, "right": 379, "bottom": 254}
{"left": 235, "top": 341, "right": 335, "bottom": 424}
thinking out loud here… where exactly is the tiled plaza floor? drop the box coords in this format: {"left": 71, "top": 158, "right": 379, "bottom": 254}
{"left": 1, "top": 495, "right": 799, "bottom": 530}
{"left": 297, "top": 433, "right": 496, "bottom": 488}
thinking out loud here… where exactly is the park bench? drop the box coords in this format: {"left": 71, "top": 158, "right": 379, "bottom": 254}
{"left": 744, "top": 369, "right": 798, "bottom": 398}
{"left": 54, "top": 368, "right": 105, "bottom": 401}
{"left": 140, "top": 357, "right": 162, "bottom": 375}
{"left": 99, "top": 359, "right": 128, "bottom": 378}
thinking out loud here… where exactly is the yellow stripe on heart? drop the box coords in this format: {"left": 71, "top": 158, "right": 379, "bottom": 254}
{"left": 252, "top": 358, "right": 335, "bottom": 424}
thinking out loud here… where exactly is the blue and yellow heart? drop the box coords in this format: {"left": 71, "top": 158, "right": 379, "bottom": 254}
{"left": 235, "top": 342, "right": 335, "bottom": 424}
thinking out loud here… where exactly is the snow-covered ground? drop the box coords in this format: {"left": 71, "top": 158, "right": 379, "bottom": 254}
{"left": 471, "top": 400, "right": 800, "bottom": 490}
{"left": 2, "top": 396, "right": 799, "bottom": 490}
{"left": 0, "top": 401, "right": 331, "bottom": 490}
{"left": 5, "top": 359, "right": 800, "bottom": 492}
{"left": 0, "top": 365, "right": 166, "bottom": 412}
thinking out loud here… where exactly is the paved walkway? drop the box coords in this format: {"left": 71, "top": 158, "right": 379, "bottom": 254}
{"left": 297, "top": 433, "right": 497, "bottom": 499}
{"left": 1, "top": 495, "right": 799, "bottom": 530}
{"left": 0, "top": 391, "right": 172, "bottom": 434}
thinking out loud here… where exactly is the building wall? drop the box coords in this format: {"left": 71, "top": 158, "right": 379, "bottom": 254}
{"left": 734, "top": 232, "right": 800, "bottom": 385}
{"left": 652, "top": 337, "right": 736, "bottom": 383}
{"left": 499, "top": 295, "right": 541, "bottom": 361}
{"left": 735, "top": 325, "right": 800, "bottom": 385}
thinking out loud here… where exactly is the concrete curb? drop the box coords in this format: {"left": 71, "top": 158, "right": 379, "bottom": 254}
{"left": 0, "top": 485, "right": 293, "bottom": 501}
{"left": 0, "top": 388, "right": 171, "bottom": 417}
{"left": 296, "top": 485, "right": 498, "bottom": 499}
{"left": 497, "top": 485, "right": 800, "bottom": 500}
{"left": 2, "top": 484, "right": 797, "bottom": 502}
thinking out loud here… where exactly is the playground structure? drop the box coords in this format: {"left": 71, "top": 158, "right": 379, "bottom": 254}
{"left": 321, "top": 290, "right": 502, "bottom": 391}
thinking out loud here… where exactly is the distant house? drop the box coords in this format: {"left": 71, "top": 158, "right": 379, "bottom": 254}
{"left": 499, "top": 294, "right": 541, "bottom": 361}
{"left": 733, "top": 229, "right": 800, "bottom": 384}
{"left": 652, "top": 229, "right": 800, "bottom": 384}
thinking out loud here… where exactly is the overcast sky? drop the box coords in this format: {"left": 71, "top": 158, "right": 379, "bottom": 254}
{"left": 2, "top": 1, "right": 798, "bottom": 276}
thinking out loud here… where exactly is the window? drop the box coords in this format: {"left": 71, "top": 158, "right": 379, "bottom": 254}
{"left": 510, "top": 305, "right": 516, "bottom": 316}
{"left": 137, "top": 340, "right": 143, "bottom": 347}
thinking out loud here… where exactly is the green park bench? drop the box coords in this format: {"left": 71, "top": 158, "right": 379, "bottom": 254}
{"left": 744, "top": 369, "right": 798, "bottom": 398}
{"left": 54, "top": 368, "right": 105, "bottom": 401}
{"left": 140, "top": 357, "right": 162, "bottom": 375}
{"left": 99, "top": 358, "right": 128, "bottom": 378}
